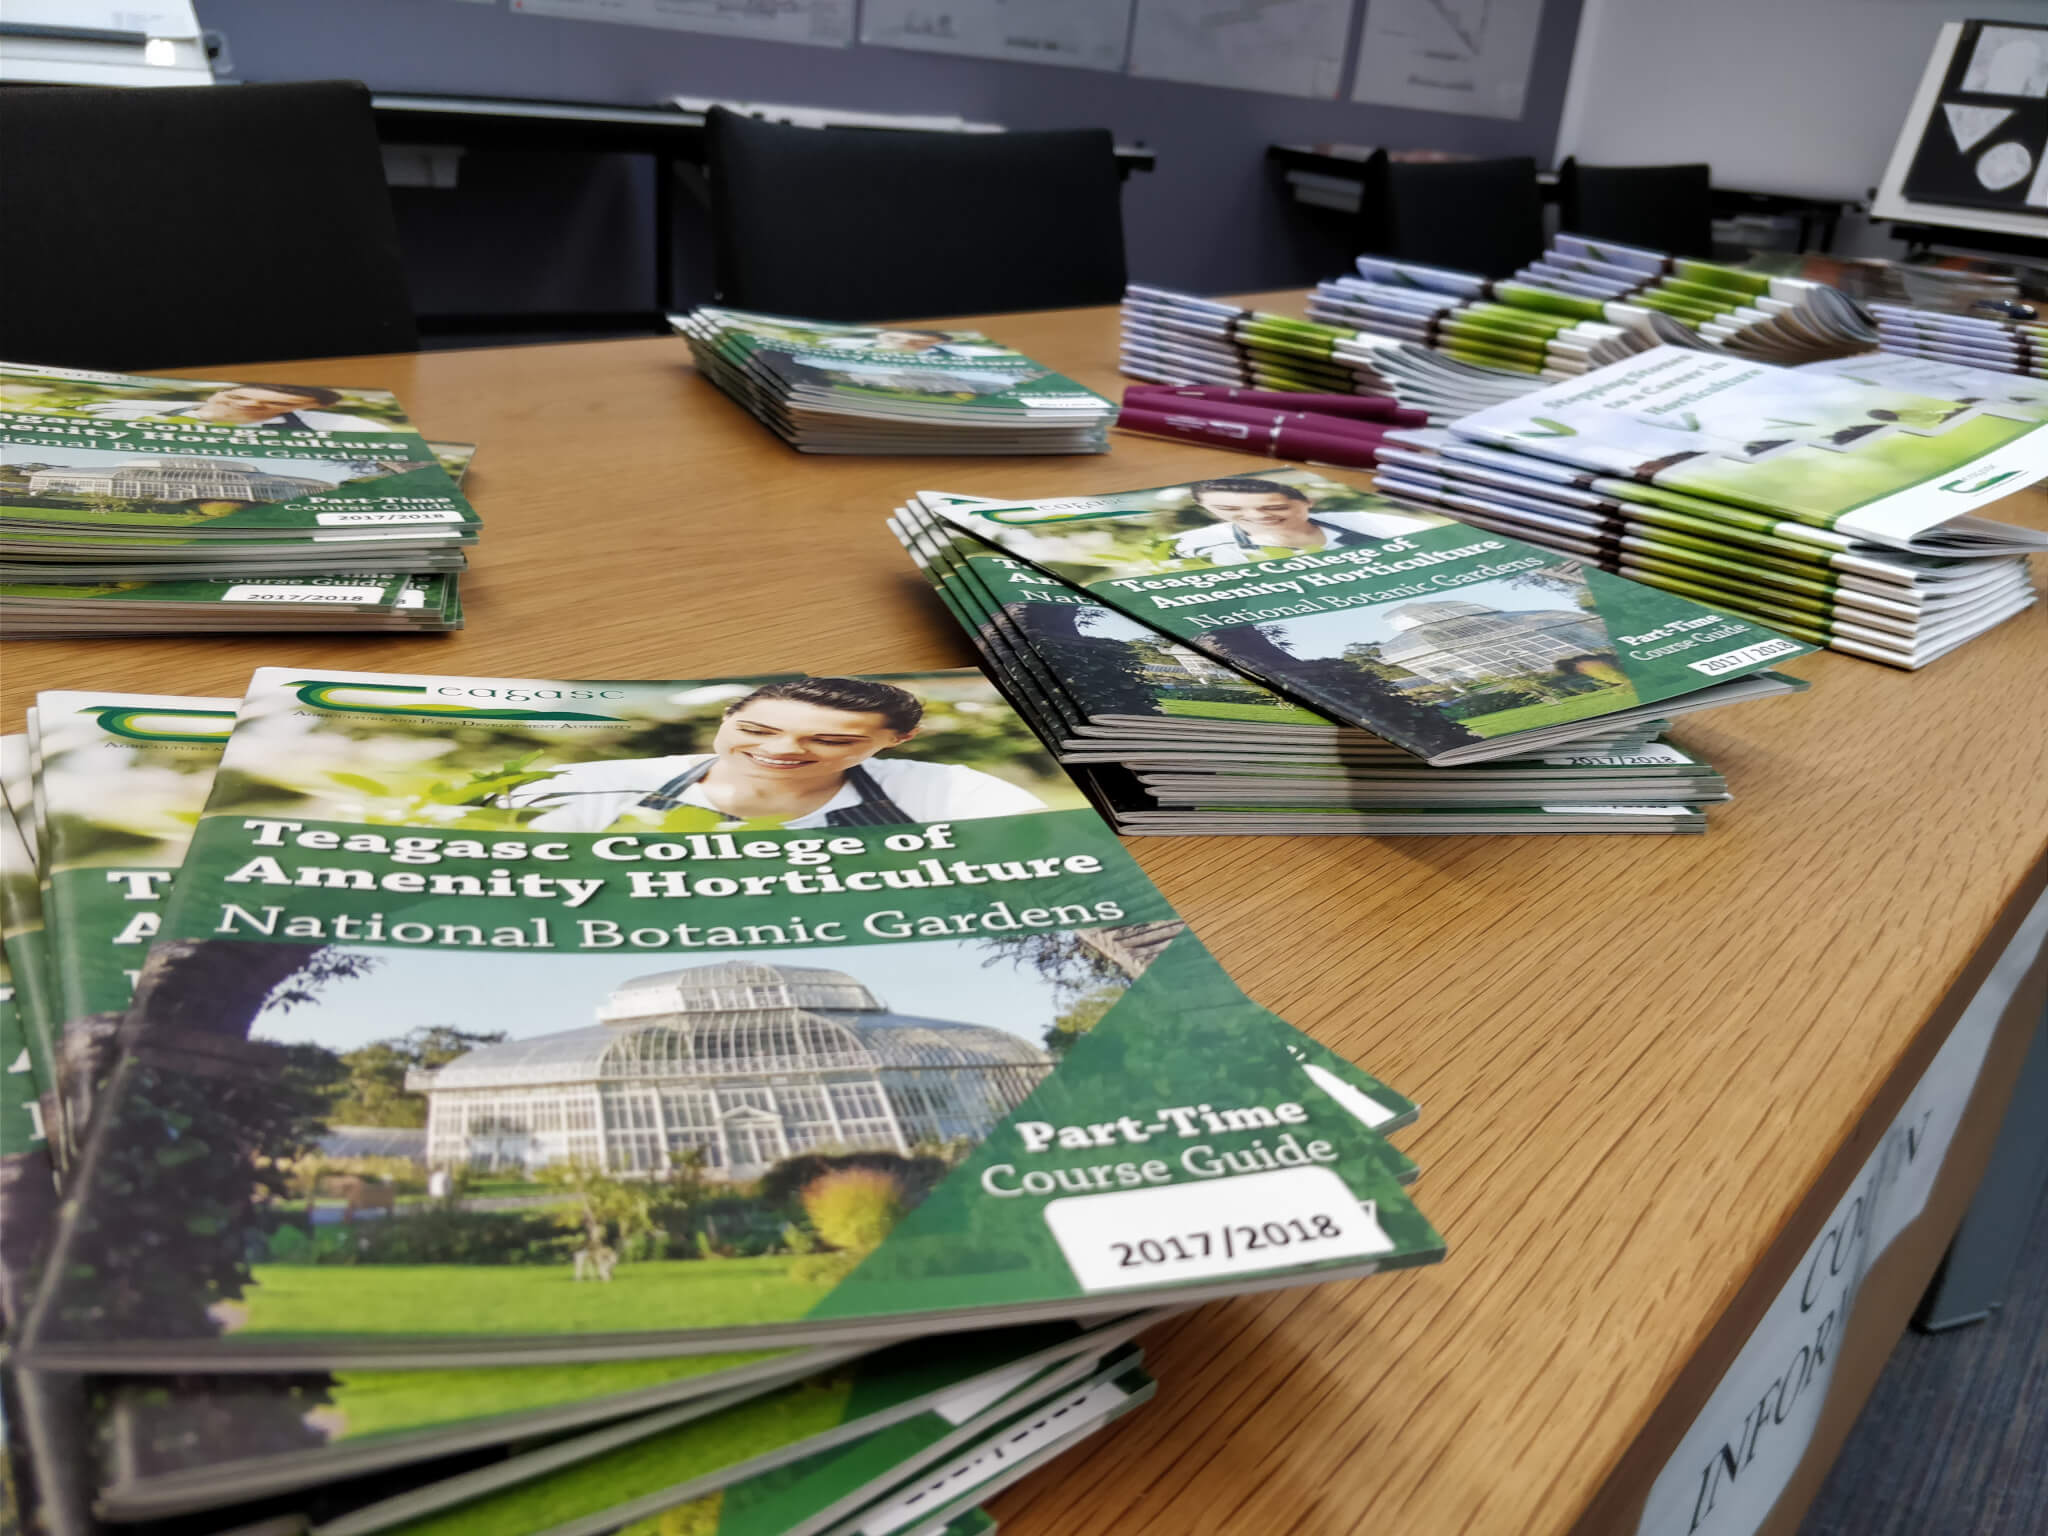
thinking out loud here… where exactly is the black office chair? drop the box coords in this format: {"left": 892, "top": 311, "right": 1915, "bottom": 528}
{"left": 0, "top": 82, "right": 417, "bottom": 370}
{"left": 1556, "top": 158, "right": 1715, "bottom": 259}
{"left": 704, "top": 107, "right": 1127, "bottom": 321}
{"left": 1356, "top": 155, "right": 1545, "bottom": 279}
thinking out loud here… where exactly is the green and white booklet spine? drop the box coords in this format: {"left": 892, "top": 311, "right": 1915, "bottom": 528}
{"left": 0, "top": 779, "right": 61, "bottom": 1162}
{"left": 21, "top": 666, "right": 1437, "bottom": 1369}
{"left": 35, "top": 693, "right": 235, "bottom": 1155}
{"left": 924, "top": 469, "right": 1812, "bottom": 766}
{"left": 1447, "top": 346, "right": 2048, "bottom": 553}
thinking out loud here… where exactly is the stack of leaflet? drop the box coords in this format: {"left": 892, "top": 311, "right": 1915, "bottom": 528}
{"left": 1307, "top": 253, "right": 1662, "bottom": 378}
{"left": 1120, "top": 285, "right": 1539, "bottom": 425}
{"left": 1115, "top": 384, "right": 1425, "bottom": 471}
{"left": 886, "top": 466, "right": 1818, "bottom": 835}
{"left": 1309, "top": 237, "right": 1878, "bottom": 375}
{"left": 0, "top": 363, "right": 474, "bottom": 633}
{"left": 673, "top": 308, "right": 1114, "bottom": 454}
{"left": 1867, "top": 303, "right": 2047, "bottom": 378}
{"left": 1373, "top": 348, "right": 2047, "bottom": 669}
{"left": 891, "top": 498, "right": 1728, "bottom": 835}
{"left": 1504, "top": 235, "right": 1877, "bottom": 363}
{"left": 0, "top": 665, "right": 1444, "bottom": 1536}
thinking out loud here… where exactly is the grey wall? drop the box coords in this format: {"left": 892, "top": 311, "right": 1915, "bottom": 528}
{"left": 195, "top": 0, "right": 1584, "bottom": 320}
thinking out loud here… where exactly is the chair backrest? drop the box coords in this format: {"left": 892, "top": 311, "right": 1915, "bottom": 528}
{"left": 0, "top": 81, "right": 417, "bottom": 371}
{"left": 1359, "top": 156, "right": 1545, "bottom": 280}
{"left": 705, "top": 108, "right": 1127, "bottom": 321}
{"left": 1557, "top": 158, "right": 1715, "bottom": 259}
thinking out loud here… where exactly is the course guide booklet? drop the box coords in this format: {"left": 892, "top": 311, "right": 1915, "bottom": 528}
{"left": 331, "top": 1325, "right": 1151, "bottom": 1536}
{"left": 1449, "top": 347, "right": 2048, "bottom": 553}
{"left": 0, "top": 362, "right": 430, "bottom": 453}
{"left": 34, "top": 692, "right": 234, "bottom": 1159}
{"left": 110, "top": 1315, "right": 1137, "bottom": 1530}
{"left": 924, "top": 469, "right": 1812, "bottom": 766}
{"left": 22, "top": 667, "right": 1438, "bottom": 1369}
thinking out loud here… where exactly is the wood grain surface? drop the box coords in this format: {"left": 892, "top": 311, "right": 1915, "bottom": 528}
{"left": 4, "top": 296, "right": 2044, "bottom": 1535}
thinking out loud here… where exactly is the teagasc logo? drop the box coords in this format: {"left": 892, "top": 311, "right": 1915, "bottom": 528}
{"left": 1940, "top": 468, "right": 2019, "bottom": 494}
{"left": 288, "top": 680, "right": 620, "bottom": 721}
{"left": 84, "top": 705, "right": 235, "bottom": 743}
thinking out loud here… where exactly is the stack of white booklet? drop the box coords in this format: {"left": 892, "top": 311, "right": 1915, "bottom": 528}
{"left": 1866, "top": 304, "right": 2047, "bottom": 379}
{"left": 1120, "top": 285, "right": 1538, "bottom": 427}
{"left": 0, "top": 362, "right": 473, "bottom": 633}
{"left": 674, "top": 308, "right": 1113, "bottom": 455}
{"left": 886, "top": 467, "right": 1824, "bottom": 836}
{"left": 1373, "top": 348, "right": 2047, "bottom": 668}
{"left": 1, "top": 664, "right": 1441, "bottom": 1535}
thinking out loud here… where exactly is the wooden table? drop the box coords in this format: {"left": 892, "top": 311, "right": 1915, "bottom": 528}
{"left": 5, "top": 297, "right": 2046, "bottom": 1536}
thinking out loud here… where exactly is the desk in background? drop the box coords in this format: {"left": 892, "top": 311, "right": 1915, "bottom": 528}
{"left": 5, "top": 294, "right": 2043, "bottom": 1536}
{"left": 369, "top": 93, "right": 1156, "bottom": 338}
{"left": 1267, "top": 143, "right": 1857, "bottom": 256}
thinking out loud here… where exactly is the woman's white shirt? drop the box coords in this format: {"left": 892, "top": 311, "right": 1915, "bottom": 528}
{"left": 506, "top": 754, "right": 1046, "bottom": 832}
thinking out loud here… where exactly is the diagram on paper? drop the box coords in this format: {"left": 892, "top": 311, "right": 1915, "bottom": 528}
{"left": 1129, "top": 0, "right": 1357, "bottom": 100}
{"left": 510, "top": 0, "right": 855, "bottom": 48}
{"left": 1351, "top": 0, "right": 1544, "bottom": 120}
{"left": 862, "top": 1, "right": 1135, "bottom": 72}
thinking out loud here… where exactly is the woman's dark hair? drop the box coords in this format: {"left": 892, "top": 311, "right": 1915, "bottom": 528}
{"left": 1189, "top": 477, "right": 1309, "bottom": 502}
{"left": 725, "top": 678, "right": 923, "bottom": 734}
{"left": 232, "top": 383, "right": 346, "bottom": 406}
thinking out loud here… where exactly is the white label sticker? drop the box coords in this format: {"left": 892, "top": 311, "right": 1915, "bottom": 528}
{"left": 313, "top": 508, "right": 463, "bottom": 525}
{"left": 222, "top": 584, "right": 385, "bottom": 604}
{"left": 1542, "top": 805, "right": 1690, "bottom": 815}
{"left": 1688, "top": 636, "right": 1805, "bottom": 675}
{"left": 1045, "top": 1166, "right": 1392, "bottom": 1293}
{"left": 1540, "top": 744, "right": 1691, "bottom": 767}
{"left": 931, "top": 1358, "right": 1050, "bottom": 1427}
{"left": 858, "top": 1380, "right": 1130, "bottom": 1535}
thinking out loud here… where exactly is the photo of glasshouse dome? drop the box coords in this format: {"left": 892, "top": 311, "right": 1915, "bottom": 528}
{"left": 407, "top": 960, "right": 1056, "bottom": 1180}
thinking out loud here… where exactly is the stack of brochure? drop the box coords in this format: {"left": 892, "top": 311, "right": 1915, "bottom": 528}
{"left": 885, "top": 467, "right": 1818, "bottom": 835}
{"left": 1867, "top": 304, "right": 2047, "bottom": 378}
{"left": 1120, "top": 285, "right": 1539, "bottom": 425}
{"left": 673, "top": 308, "right": 1114, "bottom": 455}
{"left": 0, "top": 363, "right": 476, "bottom": 633}
{"left": 1, "top": 666, "right": 1442, "bottom": 1536}
{"left": 1373, "top": 348, "right": 2047, "bottom": 668}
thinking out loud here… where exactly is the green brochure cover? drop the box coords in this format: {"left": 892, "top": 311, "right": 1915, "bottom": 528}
{"left": 0, "top": 423, "right": 479, "bottom": 540}
{"left": 1797, "top": 354, "right": 2048, "bottom": 422}
{"left": 913, "top": 507, "right": 1327, "bottom": 735}
{"left": 0, "top": 362, "right": 428, "bottom": 454}
{"left": 687, "top": 311, "right": 1111, "bottom": 421}
{"left": 35, "top": 693, "right": 235, "bottom": 1157}
{"left": 1449, "top": 347, "right": 2048, "bottom": 548}
{"left": 22, "top": 668, "right": 1435, "bottom": 1369}
{"left": 334, "top": 1322, "right": 1148, "bottom": 1536}
{"left": 0, "top": 791, "right": 60, "bottom": 1157}
{"left": 626, "top": 1345, "right": 1147, "bottom": 1536}
{"left": 2, "top": 949, "right": 59, "bottom": 1329}
{"left": 927, "top": 470, "right": 1811, "bottom": 765}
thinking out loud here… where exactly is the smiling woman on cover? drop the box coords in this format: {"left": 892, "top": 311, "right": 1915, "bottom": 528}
{"left": 1170, "top": 477, "right": 1434, "bottom": 567}
{"left": 507, "top": 677, "right": 1045, "bottom": 833}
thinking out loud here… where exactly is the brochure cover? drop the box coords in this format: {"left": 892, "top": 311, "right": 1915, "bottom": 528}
{"left": 34, "top": 694, "right": 235, "bottom": 1154}
{"left": 0, "top": 363, "right": 428, "bottom": 455}
{"left": 687, "top": 311, "right": 1110, "bottom": 422}
{"left": 22, "top": 668, "right": 1435, "bottom": 1369}
{"left": 0, "top": 790, "right": 59, "bottom": 1156}
{"left": 925, "top": 469, "right": 1812, "bottom": 765}
{"left": 1449, "top": 347, "right": 2048, "bottom": 549}
{"left": 1, "top": 948, "right": 57, "bottom": 1328}
{"left": 1797, "top": 354, "right": 2048, "bottom": 422}
{"left": 0, "top": 421, "right": 480, "bottom": 543}
{"left": 328, "top": 1323, "right": 1148, "bottom": 1536}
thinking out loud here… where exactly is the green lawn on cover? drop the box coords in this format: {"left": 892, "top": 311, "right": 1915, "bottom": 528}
{"left": 237, "top": 1257, "right": 815, "bottom": 1339}
{"left": 1459, "top": 688, "right": 1640, "bottom": 739}
{"left": 326, "top": 1348, "right": 789, "bottom": 1442}
{"left": 391, "top": 1374, "right": 858, "bottom": 1536}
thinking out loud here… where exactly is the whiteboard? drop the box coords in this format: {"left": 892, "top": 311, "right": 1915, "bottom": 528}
{"left": 1555, "top": 0, "right": 2048, "bottom": 200}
